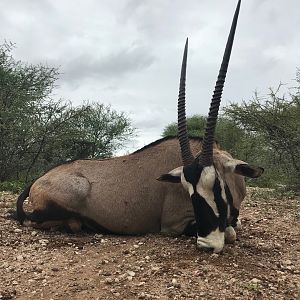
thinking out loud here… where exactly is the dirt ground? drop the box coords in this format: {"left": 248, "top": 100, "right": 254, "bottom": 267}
{"left": 0, "top": 188, "right": 299, "bottom": 300}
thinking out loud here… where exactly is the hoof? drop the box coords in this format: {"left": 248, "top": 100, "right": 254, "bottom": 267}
{"left": 225, "top": 226, "right": 236, "bottom": 244}
{"left": 67, "top": 219, "right": 82, "bottom": 233}
{"left": 23, "top": 220, "right": 34, "bottom": 227}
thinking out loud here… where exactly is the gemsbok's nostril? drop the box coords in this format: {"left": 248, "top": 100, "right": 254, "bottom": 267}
{"left": 197, "top": 245, "right": 214, "bottom": 253}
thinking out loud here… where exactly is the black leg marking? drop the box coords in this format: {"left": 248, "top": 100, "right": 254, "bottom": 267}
{"left": 27, "top": 201, "right": 113, "bottom": 234}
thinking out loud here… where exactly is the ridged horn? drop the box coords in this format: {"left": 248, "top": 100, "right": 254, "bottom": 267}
{"left": 197, "top": 0, "right": 241, "bottom": 166}
{"left": 177, "top": 38, "right": 194, "bottom": 166}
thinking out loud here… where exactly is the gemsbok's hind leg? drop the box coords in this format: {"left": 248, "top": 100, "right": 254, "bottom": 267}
{"left": 25, "top": 219, "right": 82, "bottom": 233}
{"left": 26, "top": 172, "right": 91, "bottom": 232}
{"left": 24, "top": 203, "right": 83, "bottom": 232}
{"left": 66, "top": 218, "right": 82, "bottom": 232}
{"left": 29, "top": 172, "right": 91, "bottom": 212}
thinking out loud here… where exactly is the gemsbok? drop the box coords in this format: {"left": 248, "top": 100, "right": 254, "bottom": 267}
{"left": 16, "top": 0, "right": 263, "bottom": 252}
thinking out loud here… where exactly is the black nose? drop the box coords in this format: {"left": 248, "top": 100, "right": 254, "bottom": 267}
{"left": 197, "top": 246, "right": 214, "bottom": 253}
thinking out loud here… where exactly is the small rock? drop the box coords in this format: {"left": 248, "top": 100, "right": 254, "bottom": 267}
{"left": 171, "top": 278, "right": 181, "bottom": 288}
{"left": 101, "top": 260, "right": 109, "bottom": 265}
{"left": 16, "top": 255, "right": 24, "bottom": 261}
{"left": 282, "top": 259, "right": 292, "bottom": 265}
{"left": 127, "top": 271, "right": 135, "bottom": 277}
{"left": 228, "top": 278, "right": 237, "bottom": 284}
{"left": 104, "top": 278, "right": 113, "bottom": 285}
{"left": 250, "top": 278, "right": 261, "bottom": 284}
{"left": 14, "top": 228, "right": 22, "bottom": 233}
{"left": 103, "top": 271, "right": 112, "bottom": 276}
{"left": 94, "top": 234, "right": 103, "bottom": 239}
{"left": 39, "top": 239, "right": 49, "bottom": 245}
{"left": 51, "top": 267, "right": 59, "bottom": 272}
{"left": 31, "top": 231, "right": 38, "bottom": 236}
{"left": 273, "top": 243, "right": 282, "bottom": 250}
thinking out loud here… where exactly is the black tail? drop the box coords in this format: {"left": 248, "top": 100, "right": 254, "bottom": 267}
{"left": 16, "top": 185, "right": 32, "bottom": 224}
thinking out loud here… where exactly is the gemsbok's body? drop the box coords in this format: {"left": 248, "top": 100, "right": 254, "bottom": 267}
{"left": 17, "top": 137, "right": 248, "bottom": 236}
{"left": 17, "top": 0, "right": 263, "bottom": 252}
{"left": 17, "top": 137, "right": 202, "bottom": 235}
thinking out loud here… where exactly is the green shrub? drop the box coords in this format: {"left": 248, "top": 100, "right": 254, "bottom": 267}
{"left": 0, "top": 181, "right": 25, "bottom": 193}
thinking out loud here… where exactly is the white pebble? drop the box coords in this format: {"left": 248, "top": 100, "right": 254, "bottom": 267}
{"left": 127, "top": 271, "right": 135, "bottom": 277}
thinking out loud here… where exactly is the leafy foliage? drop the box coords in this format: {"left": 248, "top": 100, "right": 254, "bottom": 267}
{"left": 0, "top": 42, "right": 135, "bottom": 184}
{"left": 225, "top": 81, "right": 300, "bottom": 190}
{"left": 162, "top": 71, "right": 300, "bottom": 191}
{"left": 0, "top": 181, "right": 25, "bottom": 193}
{"left": 162, "top": 115, "right": 246, "bottom": 155}
{"left": 67, "top": 103, "right": 134, "bottom": 159}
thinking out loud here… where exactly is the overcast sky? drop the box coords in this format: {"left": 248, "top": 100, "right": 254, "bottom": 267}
{"left": 1, "top": 0, "right": 299, "bottom": 153}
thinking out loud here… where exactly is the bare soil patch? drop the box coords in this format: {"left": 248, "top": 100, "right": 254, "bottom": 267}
{"left": 0, "top": 188, "right": 299, "bottom": 299}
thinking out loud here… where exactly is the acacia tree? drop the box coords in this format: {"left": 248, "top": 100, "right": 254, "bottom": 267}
{"left": 0, "top": 42, "right": 59, "bottom": 181}
{"left": 67, "top": 103, "right": 134, "bottom": 159}
{"left": 0, "top": 42, "right": 135, "bottom": 183}
{"left": 162, "top": 72, "right": 300, "bottom": 190}
{"left": 224, "top": 79, "right": 300, "bottom": 189}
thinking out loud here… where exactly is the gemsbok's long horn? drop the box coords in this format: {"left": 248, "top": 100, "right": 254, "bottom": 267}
{"left": 197, "top": 0, "right": 241, "bottom": 166}
{"left": 177, "top": 38, "right": 194, "bottom": 166}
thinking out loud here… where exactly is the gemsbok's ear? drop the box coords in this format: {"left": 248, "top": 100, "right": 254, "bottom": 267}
{"left": 224, "top": 160, "right": 264, "bottom": 178}
{"left": 157, "top": 166, "right": 183, "bottom": 183}
{"left": 234, "top": 164, "right": 264, "bottom": 178}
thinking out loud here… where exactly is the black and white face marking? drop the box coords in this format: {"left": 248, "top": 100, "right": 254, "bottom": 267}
{"left": 181, "top": 162, "right": 231, "bottom": 253}
{"left": 157, "top": 159, "right": 263, "bottom": 251}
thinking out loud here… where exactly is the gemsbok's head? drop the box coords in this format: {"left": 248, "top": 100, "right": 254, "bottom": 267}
{"left": 158, "top": 0, "right": 264, "bottom": 253}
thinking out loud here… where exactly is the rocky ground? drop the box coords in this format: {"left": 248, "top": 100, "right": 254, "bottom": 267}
{"left": 0, "top": 188, "right": 299, "bottom": 300}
